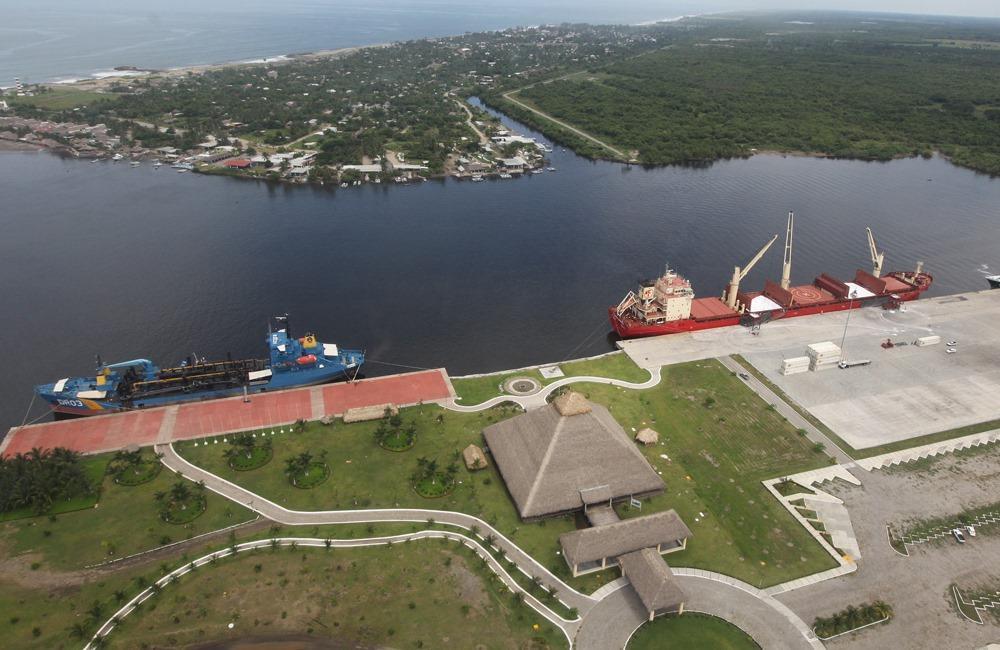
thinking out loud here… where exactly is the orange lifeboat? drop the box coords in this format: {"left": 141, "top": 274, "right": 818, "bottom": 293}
{"left": 296, "top": 354, "right": 317, "bottom": 366}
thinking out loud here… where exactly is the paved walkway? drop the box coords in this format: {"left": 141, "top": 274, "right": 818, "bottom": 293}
{"left": 445, "top": 367, "right": 661, "bottom": 413}
{"left": 156, "top": 443, "right": 596, "bottom": 616}
{"left": 2, "top": 369, "right": 453, "bottom": 457}
{"left": 87, "top": 532, "right": 576, "bottom": 650}
{"left": 158, "top": 442, "right": 825, "bottom": 649}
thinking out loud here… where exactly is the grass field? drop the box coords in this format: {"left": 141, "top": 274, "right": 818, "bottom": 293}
{"left": 11, "top": 88, "right": 114, "bottom": 110}
{"left": 627, "top": 613, "right": 759, "bottom": 649}
{"left": 451, "top": 352, "right": 650, "bottom": 405}
{"left": 180, "top": 359, "right": 835, "bottom": 588}
{"left": 104, "top": 538, "right": 565, "bottom": 650}
{"left": 1, "top": 457, "right": 255, "bottom": 571}
{"left": 0, "top": 520, "right": 481, "bottom": 650}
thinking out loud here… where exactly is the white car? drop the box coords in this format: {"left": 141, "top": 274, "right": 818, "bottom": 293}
{"left": 967, "top": 525, "right": 977, "bottom": 537}
{"left": 953, "top": 528, "right": 967, "bottom": 544}
{"left": 947, "top": 340, "right": 958, "bottom": 346}
{"left": 946, "top": 348, "right": 957, "bottom": 354}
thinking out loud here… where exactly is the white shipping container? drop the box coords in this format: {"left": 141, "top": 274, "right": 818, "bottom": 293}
{"left": 915, "top": 335, "right": 941, "bottom": 347}
{"left": 807, "top": 341, "right": 842, "bottom": 357}
{"left": 781, "top": 365, "right": 809, "bottom": 376}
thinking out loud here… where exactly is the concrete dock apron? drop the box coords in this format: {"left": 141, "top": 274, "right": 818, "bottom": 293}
{"left": 156, "top": 444, "right": 821, "bottom": 649}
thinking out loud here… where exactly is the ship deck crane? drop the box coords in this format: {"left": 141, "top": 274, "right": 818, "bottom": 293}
{"left": 725, "top": 234, "right": 778, "bottom": 310}
{"left": 866, "top": 227, "right": 884, "bottom": 278}
{"left": 781, "top": 211, "right": 794, "bottom": 290}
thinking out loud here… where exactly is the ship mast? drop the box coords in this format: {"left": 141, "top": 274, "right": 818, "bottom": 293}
{"left": 725, "top": 234, "right": 778, "bottom": 310}
{"left": 781, "top": 211, "right": 794, "bottom": 291}
{"left": 866, "top": 227, "right": 884, "bottom": 277}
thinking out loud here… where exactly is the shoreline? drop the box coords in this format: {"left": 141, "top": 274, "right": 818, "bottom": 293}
{"left": 38, "top": 45, "right": 372, "bottom": 93}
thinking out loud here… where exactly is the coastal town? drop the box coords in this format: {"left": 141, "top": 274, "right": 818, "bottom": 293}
{"left": 0, "top": 23, "right": 664, "bottom": 186}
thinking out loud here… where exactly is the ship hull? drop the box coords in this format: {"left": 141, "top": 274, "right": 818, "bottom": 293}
{"left": 38, "top": 365, "right": 357, "bottom": 417}
{"left": 611, "top": 271, "right": 931, "bottom": 339}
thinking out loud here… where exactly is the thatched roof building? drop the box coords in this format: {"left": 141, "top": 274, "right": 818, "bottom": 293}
{"left": 635, "top": 427, "right": 659, "bottom": 446}
{"left": 619, "top": 548, "right": 686, "bottom": 621}
{"left": 482, "top": 392, "right": 664, "bottom": 520}
{"left": 462, "top": 444, "right": 488, "bottom": 470}
{"left": 559, "top": 509, "right": 692, "bottom": 576}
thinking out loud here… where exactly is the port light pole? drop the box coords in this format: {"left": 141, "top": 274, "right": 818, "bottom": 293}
{"left": 839, "top": 290, "right": 858, "bottom": 362}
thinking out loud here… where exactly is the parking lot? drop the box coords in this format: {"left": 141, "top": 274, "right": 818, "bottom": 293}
{"left": 622, "top": 289, "right": 1000, "bottom": 450}
{"left": 776, "top": 446, "right": 1000, "bottom": 648}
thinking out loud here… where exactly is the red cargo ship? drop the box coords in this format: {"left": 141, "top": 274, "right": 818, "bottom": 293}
{"left": 609, "top": 214, "right": 933, "bottom": 339}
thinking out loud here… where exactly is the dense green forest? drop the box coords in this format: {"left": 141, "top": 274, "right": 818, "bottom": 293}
{"left": 504, "top": 14, "right": 1000, "bottom": 174}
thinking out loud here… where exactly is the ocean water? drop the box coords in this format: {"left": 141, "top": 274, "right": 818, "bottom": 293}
{"left": 0, "top": 0, "right": 715, "bottom": 87}
{"left": 2, "top": 100, "right": 1000, "bottom": 429}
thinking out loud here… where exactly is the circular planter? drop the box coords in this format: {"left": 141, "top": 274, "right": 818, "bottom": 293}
{"left": 114, "top": 461, "right": 162, "bottom": 486}
{"left": 288, "top": 462, "right": 330, "bottom": 489}
{"left": 413, "top": 474, "right": 456, "bottom": 498}
{"left": 503, "top": 376, "right": 542, "bottom": 396}
{"left": 161, "top": 495, "right": 207, "bottom": 525}
{"left": 228, "top": 446, "right": 274, "bottom": 471}
{"left": 378, "top": 433, "right": 417, "bottom": 452}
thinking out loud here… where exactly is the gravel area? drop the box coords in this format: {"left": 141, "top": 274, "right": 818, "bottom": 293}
{"left": 775, "top": 445, "right": 1000, "bottom": 648}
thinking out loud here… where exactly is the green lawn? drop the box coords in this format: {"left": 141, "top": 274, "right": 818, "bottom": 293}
{"left": 1, "top": 460, "right": 255, "bottom": 571}
{"left": 180, "top": 359, "right": 835, "bottom": 589}
{"left": 11, "top": 88, "right": 114, "bottom": 110}
{"left": 104, "top": 538, "right": 565, "bottom": 650}
{"left": 628, "top": 613, "right": 759, "bottom": 650}
{"left": 451, "top": 352, "right": 650, "bottom": 406}
{"left": 0, "top": 521, "right": 473, "bottom": 650}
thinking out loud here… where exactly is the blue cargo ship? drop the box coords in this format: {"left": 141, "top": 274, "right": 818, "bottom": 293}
{"left": 35, "top": 316, "right": 364, "bottom": 416}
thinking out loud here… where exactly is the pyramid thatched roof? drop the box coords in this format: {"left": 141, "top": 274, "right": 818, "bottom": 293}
{"left": 482, "top": 397, "right": 664, "bottom": 520}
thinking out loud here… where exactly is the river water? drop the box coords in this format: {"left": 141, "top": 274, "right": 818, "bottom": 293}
{"left": 2, "top": 102, "right": 1000, "bottom": 429}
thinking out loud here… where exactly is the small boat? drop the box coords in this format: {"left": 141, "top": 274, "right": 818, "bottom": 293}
{"left": 340, "top": 182, "right": 348, "bottom": 188}
{"left": 152, "top": 160, "right": 162, "bottom": 167}
{"left": 531, "top": 169, "right": 543, "bottom": 175}
{"left": 130, "top": 161, "right": 141, "bottom": 167}
{"left": 471, "top": 175, "right": 484, "bottom": 182}
{"left": 499, "top": 173, "right": 512, "bottom": 179}
{"left": 111, "top": 153, "right": 123, "bottom": 161}
{"left": 987, "top": 275, "right": 1000, "bottom": 289}
{"left": 547, "top": 167, "right": 556, "bottom": 172}
{"left": 90, "top": 158, "right": 101, "bottom": 164}
{"left": 176, "top": 168, "right": 188, "bottom": 173}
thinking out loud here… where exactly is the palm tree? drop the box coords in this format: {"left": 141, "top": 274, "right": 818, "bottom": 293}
{"left": 296, "top": 451, "right": 313, "bottom": 476}
{"left": 169, "top": 480, "right": 191, "bottom": 504}
{"left": 113, "top": 589, "right": 126, "bottom": 604}
{"left": 425, "top": 459, "right": 439, "bottom": 483}
{"left": 87, "top": 600, "right": 103, "bottom": 622}
{"left": 68, "top": 621, "right": 88, "bottom": 639}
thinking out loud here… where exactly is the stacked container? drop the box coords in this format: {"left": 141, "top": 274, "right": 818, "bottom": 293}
{"left": 780, "top": 356, "right": 811, "bottom": 376}
{"left": 807, "top": 341, "right": 842, "bottom": 371}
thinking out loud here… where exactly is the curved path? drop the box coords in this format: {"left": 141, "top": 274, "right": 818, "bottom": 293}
{"left": 87, "top": 532, "right": 576, "bottom": 650}
{"left": 446, "top": 367, "right": 662, "bottom": 413}
{"left": 578, "top": 573, "right": 821, "bottom": 650}
{"left": 157, "top": 443, "right": 595, "bottom": 616}
{"left": 157, "top": 440, "right": 823, "bottom": 649}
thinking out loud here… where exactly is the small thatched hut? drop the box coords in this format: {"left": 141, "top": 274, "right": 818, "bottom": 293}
{"left": 635, "top": 428, "right": 659, "bottom": 446}
{"left": 462, "top": 444, "right": 488, "bottom": 471}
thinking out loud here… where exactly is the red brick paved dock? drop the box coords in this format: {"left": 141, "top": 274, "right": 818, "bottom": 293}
{"left": 1, "top": 369, "right": 454, "bottom": 457}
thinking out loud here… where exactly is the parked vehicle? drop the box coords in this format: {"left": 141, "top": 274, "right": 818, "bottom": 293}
{"left": 966, "top": 525, "right": 977, "bottom": 537}
{"left": 947, "top": 340, "right": 957, "bottom": 346}
{"left": 739, "top": 372, "right": 750, "bottom": 380}
{"left": 953, "top": 528, "right": 967, "bottom": 543}
{"left": 946, "top": 348, "right": 957, "bottom": 354}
